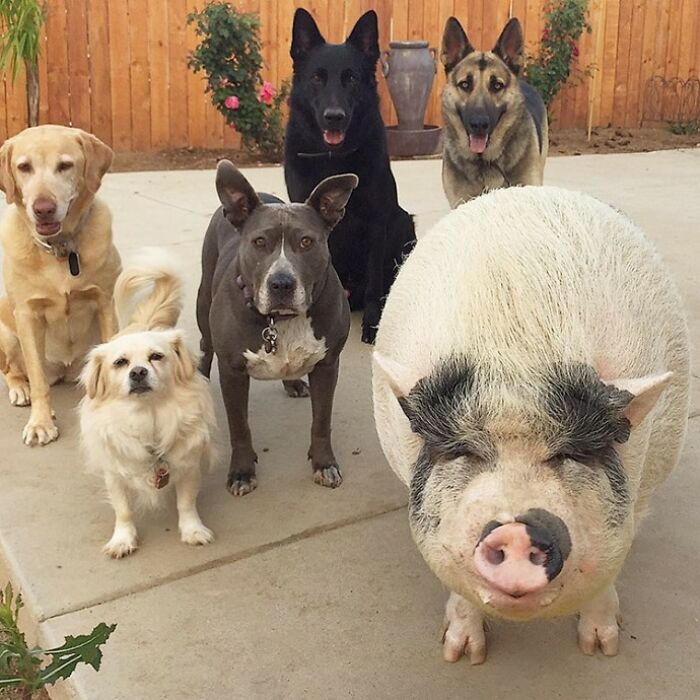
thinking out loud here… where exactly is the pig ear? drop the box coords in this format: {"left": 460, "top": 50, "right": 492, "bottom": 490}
{"left": 604, "top": 372, "right": 673, "bottom": 428}
{"left": 372, "top": 352, "right": 425, "bottom": 399}
{"left": 305, "top": 174, "right": 358, "bottom": 229}
{"left": 441, "top": 17, "right": 474, "bottom": 73}
{"left": 216, "top": 159, "right": 261, "bottom": 227}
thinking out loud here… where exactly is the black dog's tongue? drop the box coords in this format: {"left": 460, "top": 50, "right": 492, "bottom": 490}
{"left": 323, "top": 130, "right": 345, "bottom": 146}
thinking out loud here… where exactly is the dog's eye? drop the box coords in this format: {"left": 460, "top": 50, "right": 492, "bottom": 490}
{"left": 457, "top": 76, "right": 473, "bottom": 92}
{"left": 17, "top": 161, "right": 32, "bottom": 173}
{"left": 253, "top": 236, "right": 267, "bottom": 248}
{"left": 490, "top": 78, "right": 505, "bottom": 93}
{"left": 311, "top": 71, "right": 326, "bottom": 85}
{"left": 342, "top": 70, "right": 357, "bottom": 87}
{"left": 148, "top": 352, "right": 164, "bottom": 362}
{"left": 113, "top": 357, "right": 128, "bottom": 368}
{"left": 57, "top": 161, "right": 74, "bottom": 172}
{"left": 300, "top": 236, "right": 314, "bottom": 249}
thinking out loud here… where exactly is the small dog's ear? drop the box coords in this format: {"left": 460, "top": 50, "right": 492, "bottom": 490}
{"left": 216, "top": 159, "right": 261, "bottom": 227}
{"left": 347, "top": 10, "right": 380, "bottom": 65}
{"left": 493, "top": 17, "right": 524, "bottom": 75}
{"left": 77, "top": 130, "right": 113, "bottom": 194}
{"left": 291, "top": 8, "right": 325, "bottom": 64}
{"left": 441, "top": 17, "right": 474, "bottom": 74}
{"left": 82, "top": 350, "right": 108, "bottom": 401}
{"left": 0, "top": 140, "right": 19, "bottom": 205}
{"left": 168, "top": 330, "right": 197, "bottom": 385}
{"left": 305, "top": 173, "right": 358, "bottom": 229}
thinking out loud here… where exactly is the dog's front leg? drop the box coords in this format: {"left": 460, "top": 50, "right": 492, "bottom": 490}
{"left": 103, "top": 472, "right": 138, "bottom": 558}
{"left": 307, "top": 358, "right": 343, "bottom": 488}
{"left": 219, "top": 363, "right": 258, "bottom": 496}
{"left": 362, "top": 223, "right": 387, "bottom": 344}
{"left": 14, "top": 306, "right": 58, "bottom": 446}
{"left": 176, "top": 467, "right": 214, "bottom": 546}
{"left": 96, "top": 291, "right": 118, "bottom": 342}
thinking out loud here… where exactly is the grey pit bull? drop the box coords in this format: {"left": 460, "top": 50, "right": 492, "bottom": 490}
{"left": 197, "top": 160, "right": 358, "bottom": 495}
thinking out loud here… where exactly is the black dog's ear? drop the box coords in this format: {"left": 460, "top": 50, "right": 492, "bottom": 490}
{"left": 306, "top": 173, "right": 359, "bottom": 229}
{"left": 215, "top": 159, "right": 261, "bottom": 227}
{"left": 291, "top": 8, "right": 326, "bottom": 64}
{"left": 441, "top": 17, "right": 474, "bottom": 74}
{"left": 347, "top": 10, "right": 379, "bottom": 65}
{"left": 493, "top": 17, "right": 524, "bottom": 75}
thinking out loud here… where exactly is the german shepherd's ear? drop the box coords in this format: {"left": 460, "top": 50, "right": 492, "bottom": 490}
{"left": 306, "top": 173, "right": 359, "bottom": 229}
{"left": 347, "top": 10, "right": 380, "bottom": 65}
{"left": 215, "top": 159, "right": 261, "bottom": 227}
{"left": 493, "top": 18, "right": 524, "bottom": 75}
{"left": 441, "top": 17, "right": 474, "bottom": 74}
{"left": 0, "top": 139, "right": 18, "bottom": 205}
{"left": 291, "top": 8, "right": 326, "bottom": 64}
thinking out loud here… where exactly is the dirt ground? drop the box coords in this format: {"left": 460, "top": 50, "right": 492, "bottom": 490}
{"left": 111, "top": 126, "right": 700, "bottom": 172}
{"left": 0, "top": 690, "right": 49, "bottom": 699}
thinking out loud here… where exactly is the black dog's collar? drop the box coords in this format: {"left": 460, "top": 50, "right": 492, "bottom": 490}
{"left": 296, "top": 147, "right": 359, "bottom": 159}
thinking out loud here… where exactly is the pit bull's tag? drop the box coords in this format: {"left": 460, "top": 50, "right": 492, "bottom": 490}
{"left": 153, "top": 462, "right": 170, "bottom": 489}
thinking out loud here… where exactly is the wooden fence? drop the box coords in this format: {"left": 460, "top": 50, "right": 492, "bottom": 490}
{"left": 1, "top": 1, "right": 700, "bottom": 151}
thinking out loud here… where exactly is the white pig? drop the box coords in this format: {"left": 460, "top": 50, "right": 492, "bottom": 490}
{"left": 372, "top": 186, "right": 689, "bottom": 664}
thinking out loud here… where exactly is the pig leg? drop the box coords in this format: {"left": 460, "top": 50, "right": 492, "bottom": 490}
{"left": 577, "top": 584, "right": 621, "bottom": 656}
{"left": 441, "top": 592, "right": 487, "bottom": 665}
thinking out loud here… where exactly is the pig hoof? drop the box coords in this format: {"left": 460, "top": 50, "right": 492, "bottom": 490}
{"left": 283, "top": 379, "right": 310, "bottom": 398}
{"left": 313, "top": 465, "right": 343, "bottom": 488}
{"left": 442, "top": 592, "right": 487, "bottom": 665}
{"left": 227, "top": 474, "right": 258, "bottom": 496}
{"left": 577, "top": 585, "right": 620, "bottom": 656}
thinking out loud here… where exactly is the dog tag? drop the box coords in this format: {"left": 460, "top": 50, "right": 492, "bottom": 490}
{"left": 153, "top": 463, "right": 170, "bottom": 489}
{"left": 68, "top": 251, "right": 81, "bottom": 277}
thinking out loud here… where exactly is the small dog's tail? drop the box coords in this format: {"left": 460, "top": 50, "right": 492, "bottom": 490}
{"left": 114, "top": 248, "right": 184, "bottom": 331}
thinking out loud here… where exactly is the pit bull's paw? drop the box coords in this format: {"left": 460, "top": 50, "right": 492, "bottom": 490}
{"left": 283, "top": 379, "right": 310, "bottom": 398}
{"left": 577, "top": 585, "right": 621, "bottom": 657}
{"left": 180, "top": 522, "right": 215, "bottom": 546}
{"left": 313, "top": 464, "right": 343, "bottom": 488}
{"left": 8, "top": 380, "right": 31, "bottom": 407}
{"left": 103, "top": 529, "right": 138, "bottom": 559}
{"left": 22, "top": 416, "right": 59, "bottom": 446}
{"left": 227, "top": 473, "right": 258, "bottom": 496}
{"left": 442, "top": 592, "right": 487, "bottom": 665}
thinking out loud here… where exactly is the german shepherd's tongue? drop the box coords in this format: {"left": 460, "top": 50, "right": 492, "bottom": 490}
{"left": 323, "top": 130, "right": 345, "bottom": 146}
{"left": 469, "top": 133, "right": 489, "bottom": 154}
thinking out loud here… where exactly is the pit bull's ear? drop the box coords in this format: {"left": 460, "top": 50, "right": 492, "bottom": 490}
{"left": 291, "top": 8, "right": 325, "bottom": 64}
{"left": 0, "top": 139, "right": 18, "bottom": 205}
{"left": 493, "top": 17, "right": 524, "bottom": 75}
{"left": 441, "top": 17, "right": 474, "bottom": 73}
{"left": 167, "top": 330, "right": 197, "bottom": 385}
{"left": 604, "top": 372, "right": 673, "bottom": 428}
{"left": 305, "top": 173, "right": 358, "bottom": 229}
{"left": 216, "top": 159, "right": 261, "bottom": 227}
{"left": 81, "top": 349, "right": 108, "bottom": 401}
{"left": 347, "top": 10, "right": 380, "bottom": 65}
{"left": 77, "top": 131, "right": 113, "bottom": 194}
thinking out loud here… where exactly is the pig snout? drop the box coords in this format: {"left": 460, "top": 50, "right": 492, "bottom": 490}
{"left": 474, "top": 513, "right": 571, "bottom": 597}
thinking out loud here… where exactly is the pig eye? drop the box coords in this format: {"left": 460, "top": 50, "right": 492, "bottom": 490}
{"left": 490, "top": 77, "right": 505, "bottom": 93}
{"left": 253, "top": 237, "right": 267, "bottom": 248}
{"left": 17, "top": 161, "right": 32, "bottom": 173}
{"left": 57, "top": 160, "right": 74, "bottom": 172}
{"left": 148, "top": 352, "right": 164, "bottom": 362}
{"left": 113, "top": 357, "right": 128, "bottom": 368}
{"left": 300, "top": 236, "right": 314, "bottom": 249}
{"left": 458, "top": 75, "right": 473, "bottom": 92}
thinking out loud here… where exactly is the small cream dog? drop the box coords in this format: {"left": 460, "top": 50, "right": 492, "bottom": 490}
{"left": 80, "top": 250, "right": 215, "bottom": 558}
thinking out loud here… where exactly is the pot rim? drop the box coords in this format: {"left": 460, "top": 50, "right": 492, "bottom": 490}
{"left": 388, "top": 40, "right": 430, "bottom": 49}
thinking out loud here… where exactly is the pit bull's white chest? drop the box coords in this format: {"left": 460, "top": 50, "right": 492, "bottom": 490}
{"left": 243, "top": 315, "right": 327, "bottom": 380}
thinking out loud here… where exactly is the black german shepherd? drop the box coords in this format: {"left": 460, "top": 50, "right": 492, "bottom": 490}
{"left": 284, "top": 9, "right": 416, "bottom": 344}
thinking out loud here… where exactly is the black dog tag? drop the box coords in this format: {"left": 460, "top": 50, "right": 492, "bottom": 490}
{"left": 68, "top": 251, "right": 81, "bottom": 277}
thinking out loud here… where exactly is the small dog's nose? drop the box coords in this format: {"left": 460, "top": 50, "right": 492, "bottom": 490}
{"left": 268, "top": 271, "right": 297, "bottom": 295}
{"left": 129, "top": 366, "right": 148, "bottom": 382}
{"left": 323, "top": 107, "right": 346, "bottom": 124}
{"left": 468, "top": 114, "right": 490, "bottom": 135}
{"left": 32, "top": 198, "right": 57, "bottom": 220}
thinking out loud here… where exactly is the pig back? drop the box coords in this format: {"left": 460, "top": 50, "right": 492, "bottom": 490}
{"left": 372, "top": 185, "right": 689, "bottom": 494}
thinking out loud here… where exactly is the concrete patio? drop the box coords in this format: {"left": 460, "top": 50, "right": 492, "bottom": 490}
{"left": 1, "top": 151, "right": 699, "bottom": 699}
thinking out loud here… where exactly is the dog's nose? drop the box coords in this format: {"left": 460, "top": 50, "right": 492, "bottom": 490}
{"left": 129, "top": 366, "right": 148, "bottom": 382}
{"left": 323, "top": 107, "right": 346, "bottom": 125}
{"left": 268, "top": 271, "right": 297, "bottom": 295}
{"left": 468, "top": 113, "right": 490, "bottom": 135}
{"left": 32, "top": 198, "right": 57, "bottom": 220}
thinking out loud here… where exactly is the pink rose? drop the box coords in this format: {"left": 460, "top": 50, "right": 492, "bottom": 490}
{"left": 224, "top": 95, "right": 240, "bottom": 110}
{"left": 258, "top": 81, "right": 275, "bottom": 105}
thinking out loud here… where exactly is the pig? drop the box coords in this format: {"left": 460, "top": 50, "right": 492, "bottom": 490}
{"left": 372, "top": 185, "right": 689, "bottom": 663}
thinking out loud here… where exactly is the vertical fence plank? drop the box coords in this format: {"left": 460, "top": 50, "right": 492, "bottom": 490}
{"left": 66, "top": 0, "right": 91, "bottom": 131}
{"left": 184, "top": 0, "right": 207, "bottom": 148}
{"left": 37, "top": 24, "right": 49, "bottom": 125}
{"left": 148, "top": 0, "right": 171, "bottom": 149}
{"left": 87, "top": 0, "right": 112, "bottom": 144}
{"left": 0, "top": 80, "right": 8, "bottom": 141}
{"left": 5, "top": 65, "right": 29, "bottom": 136}
{"left": 624, "top": 0, "right": 646, "bottom": 127}
{"left": 128, "top": 0, "right": 152, "bottom": 150}
{"left": 612, "top": 0, "right": 633, "bottom": 127}
{"left": 168, "top": 0, "right": 189, "bottom": 149}
{"left": 108, "top": 0, "right": 133, "bottom": 150}
{"left": 598, "top": 0, "right": 620, "bottom": 127}
{"left": 45, "top": 0, "right": 70, "bottom": 126}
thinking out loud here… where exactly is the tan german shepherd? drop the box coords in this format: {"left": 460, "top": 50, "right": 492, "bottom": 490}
{"left": 440, "top": 17, "right": 548, "bottom": 208}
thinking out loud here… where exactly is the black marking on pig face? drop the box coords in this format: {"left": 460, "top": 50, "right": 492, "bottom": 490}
{"left": 400, "top": 356, "right": 495, "bottom": 534}
{"left": 515, "top": 508, "right": 572, "bottom": 581}
{"left": 543, "top": 363, "right": 634, "bottom": 525}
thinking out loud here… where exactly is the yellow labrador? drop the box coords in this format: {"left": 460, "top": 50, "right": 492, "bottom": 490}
{"left": 0, "top": 125, "right": 121, "bottom": 446}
